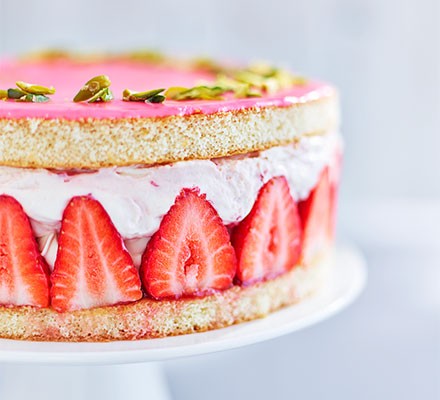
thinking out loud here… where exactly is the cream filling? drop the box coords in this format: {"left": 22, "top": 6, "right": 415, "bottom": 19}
{"left": 0, "top": 132, "right": 340, "bottom": 268}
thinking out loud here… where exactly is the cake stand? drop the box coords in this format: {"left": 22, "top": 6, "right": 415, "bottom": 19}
{"left": 0, "top": 244, "right": 367, "bottom": 400}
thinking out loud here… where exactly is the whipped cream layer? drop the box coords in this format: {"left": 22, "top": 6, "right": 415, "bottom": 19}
{"left": 0, "top": 59, "right": 334, "bottom": 120}
{"left": 0, "top": 132, "right": 340, "bottom": 267}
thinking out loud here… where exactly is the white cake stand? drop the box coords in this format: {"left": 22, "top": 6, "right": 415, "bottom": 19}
{"left": 0, "top": 244, "right": 366, "bottom": 400}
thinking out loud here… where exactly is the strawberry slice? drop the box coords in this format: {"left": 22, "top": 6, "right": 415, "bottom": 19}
{"left": 140, "top": 188, "right": 236, "bottom": 299}
{"left": 298, "top": 168, "right": 332, "bottom": 264}
{"left": 328, "top": 152, "right": 342, "bottom": 239}
{"left": 0, "top": 195, "right": 50, "bottom": 307}
{"left": 51, "top": 196, "right": 142, "bottom": 312}
{"left": 231, "top": 176, "right": 302, "bottom": 285}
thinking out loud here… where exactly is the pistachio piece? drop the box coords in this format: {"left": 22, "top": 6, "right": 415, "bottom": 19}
{"left": 233, "top": 70, "right": 267, "bottom": 88}
{"left": 7, "top": 88, "right": 50, "bottom": 102}
{"left": 147, "top": 94, "right": 166, "bottom": 104}
{"left": 214, "top": 74, "right": 245, "bottom": 91}
{"left": 234, "top": 85, "right": 262, "bottom": 98}
{"left": 0, "top": 90, "right": 8, "bottom": 100}
{"left": 126, "top": 50, "right": 165, "bottom": 63}
{"left": 192, "top": 57, "right": 227, "bottom": 74}
{"left": 7, "top": 88, "right": 27, "bottom": 99}
{"left": 291, "top": 75, "right": 308, "bottom": 86}
{"left": 74, "top": 75, "right": 111, "bottom": 102}
{"left": 164, "top": 87, "right": 188, "bottom": 99}
{"left": 166, "top": 85, "right": 227, "bottom": 101}
{"left": 214, "top": 74, "right": 262, "bottom": 98}
{"left": 23, "top": 49, "right": 72, "bottom": 62}
{"left": 16, "top": 81, "right": 56, "bottom": 95}
{"left": 123, "top": 88, "right": 165, "bottom": 102}
{"left": 16, "top": 93, "right": 50, "bottom": 103}
{"left": 87, "top": 87, "right": 114, "bottom": 103}
{"left": 246, "top": 61, "right": 277, "bottom": 77}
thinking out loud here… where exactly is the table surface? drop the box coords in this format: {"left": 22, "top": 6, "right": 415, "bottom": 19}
{"left": 165, "top": 199, "right": 440, "bottom": 400}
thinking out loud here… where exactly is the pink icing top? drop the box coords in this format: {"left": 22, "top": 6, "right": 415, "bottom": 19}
{"left": 0, "top": 59, "right": 334, "bottom": 120}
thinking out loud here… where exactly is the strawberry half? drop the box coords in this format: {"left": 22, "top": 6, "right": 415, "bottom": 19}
{"left": 0, "top": 195, "right": 50, "bottom": 307}
{"left": 298, "top": 168, "right": 332, "bottom": 264}
{"left": 231, "top": 176, "right": 302, "bottom": 285}
{"left": 51, "top": 196, "right": 142, "bottom": 312}
{"left": 141, "top": 188, "right": 236, "bottom": 299}
{"left": 328, "top": 152, "right": 342, "bottom": 239}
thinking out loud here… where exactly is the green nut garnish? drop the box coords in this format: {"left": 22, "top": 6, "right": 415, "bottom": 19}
{"left": 16, "top": 81, "right": 56, "bottom": 95}
{"left": 291, "top": 76, "right": 308, "bottom": 86}
{"left": 7, "top": 88, "right": 28, "bottom": 99}
{"left": 166, "top": 85, "right": 227, "bottom": 101}
{"left": 214, "top": 74, "right": 261, "bottom": 98}
{"left": 123, "top": 88, "right": 165, "bottom": 103}
{"left": 7, "top": 88, "right": 50, "bottom": 102}
{"left": 147, "top": 94, "right": 166, "bottom": 103}
{"left": 233, "top": 70, "right": 267, "bottom": 88}
{"left": 86, "top": 87, "right": 114, "bottom": 103}
{"left": 126, "top": 50, "right": 165, "bottom": 64}
{"left": 164, "top": 87, "right": 188, "bottom": 99}
{"left": 17, "top": 94, "right": 50, "bottom": 103}
{"left": 192, "top": 57, "right": 227, "bottom": 74}
{"left": 0, "top": 90, "right": 7, "bottom": 100}
{"left": 233, "top": 62, "right": 307, "bottom": 93}
{"left": 73, "top": 75, "right": 112, "bottom": 102}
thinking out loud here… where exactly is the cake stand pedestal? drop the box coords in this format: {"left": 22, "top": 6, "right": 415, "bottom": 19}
{"left": 0, "top": 363, "right": 172, "bottom": 400}
{"left": 0, "top": 245, "right": 366, "bottom": 400}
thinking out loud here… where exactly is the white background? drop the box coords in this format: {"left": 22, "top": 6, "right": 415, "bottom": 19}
{"left": 0, "top": 0, "right": 439, "bottom": 399}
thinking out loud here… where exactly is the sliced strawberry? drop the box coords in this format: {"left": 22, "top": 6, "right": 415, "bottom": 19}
{"left": 328, "top": 152, "right": 342, "bottom": 239}
{"left": 298, "top": 168, "right": 332, "bottom": 264}
{"left": 51, "top": 196, "right": 142, "bottom": 312}
{"left": 0, "top": 195, "right": 50, "bottom": 307}
{"left": 141, "top": 188, "right": 236, "bottom": 299}
{"left": 231, "top": 176, "right": 302, "bottom": 285}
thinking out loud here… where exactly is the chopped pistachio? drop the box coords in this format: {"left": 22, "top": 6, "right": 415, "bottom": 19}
{"left": 164, "top": 86, "right": 188, "bottom": 99}
{"left": 233, "top": 62, "right": 306, "bottom": 92}
{"left": 291, "top": 75, "right": 308, "bottom": 86}
{"left": 214, "top": 74, "right": 245, "bottom": 91}
{"left": 23, "top": 49, "right": 72, "bottom": 62}
{"left": 16, "top": 81, "right": 55, "bottom": 95}
{"left": 234, "top": 85, "right": 262, "bottom": 98}
{"left": 246, "top": 61, "right": 277, "bottom": 77}
{"left": 7, "top": 88, "right": 27, "bottom": 99}
{"left": 126, "top": 50, "right": 165, "bottom": 63}
{"left": 269, "top": 69, "right": 292, "bottom": 88}
{"left": 87, "top": 87, "right": 113, "bottom": 103}
{"left": 233, "top": 70, "right": 267, "bottom": 88}
{"left": 214, "top": 74, "right": 262, "bottom": 98}
{"left": 16, "top": 93, "right": 50, "bottom": 103}
{"left": 123, "top": 88, "right": 165, "bottom": 102}
{"left": 73, "top": 75, "right": 111, "bottom": 102}
{"left": 7, "top": 88, "right": 50, "bottom": 102}
{"left": 167, "top": 85, "right": 227, "bottom": 101}
{"left": 0, "top": 89, "right": 8, "bottom": 100}
{"left": 192, "top": 57, "right": 227, "bottom": 74}
{"left": 32, "top": 94, "right": 50, "bottom": 102}
{"left": 147, "top": 94, "right": 166, "bottom": 104}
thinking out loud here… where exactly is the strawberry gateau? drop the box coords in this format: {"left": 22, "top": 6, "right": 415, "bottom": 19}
{"left": 0, "top": 51, "right": 341, "bottom": 341}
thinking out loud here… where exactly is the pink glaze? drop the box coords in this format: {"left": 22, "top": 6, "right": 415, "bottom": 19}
{"left": 0, "top": 59, "right": 335, "bottom": 120}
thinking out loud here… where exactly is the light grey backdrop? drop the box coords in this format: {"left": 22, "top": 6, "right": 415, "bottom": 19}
{"left": 1, "top": 0, "right": 439, "bottom": 201}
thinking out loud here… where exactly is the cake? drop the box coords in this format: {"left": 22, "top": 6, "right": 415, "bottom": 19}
{"left": 0, "top": 51, "right": 341, "bottom": 341}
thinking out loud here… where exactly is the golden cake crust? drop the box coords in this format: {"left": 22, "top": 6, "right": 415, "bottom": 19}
{"left": 0, "top": 95, "right": 338, "bottom": 169}
{"left": 0, "top": 258, "right": 327, "bottom": 342}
